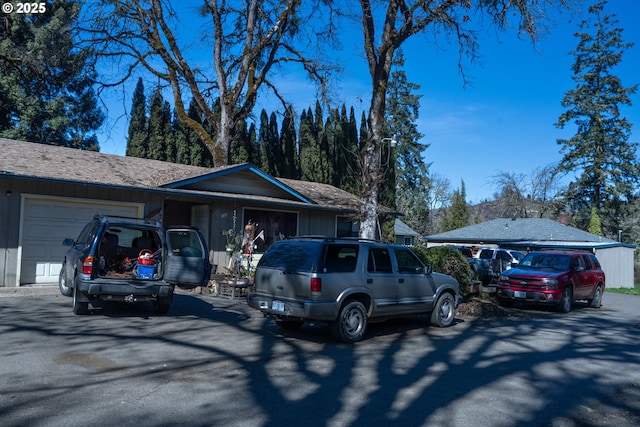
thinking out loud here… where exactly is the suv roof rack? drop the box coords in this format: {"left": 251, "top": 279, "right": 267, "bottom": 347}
{"left": 94, "top": 214, "right": 161, "bottom": 227}
{"left": 292, "top": 235, "right": 385, "bottom": 244}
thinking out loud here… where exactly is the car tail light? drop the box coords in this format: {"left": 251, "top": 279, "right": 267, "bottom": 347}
{"left": 82, "top": 256, "right": 94, "bottom": 275}
{"left": 310, "top": 277, "right": 322, "bottom": 293}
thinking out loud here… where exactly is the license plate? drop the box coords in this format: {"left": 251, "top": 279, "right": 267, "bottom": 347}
{"left": 272, "top": 301, "right": 285, "bottom": 311}
{"left": 514, "top": 291, "right": 526, "bottom": 299}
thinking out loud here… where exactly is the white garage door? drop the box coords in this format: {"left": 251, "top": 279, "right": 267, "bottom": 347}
{"left": 20, "top": 195, "right": 143, "bottom": 284}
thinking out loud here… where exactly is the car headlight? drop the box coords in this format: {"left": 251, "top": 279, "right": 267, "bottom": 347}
{"left": 540, "top": 278, "right": 558, "bottom": 289}
{"left": 498, "top": 275, "right": 509, "bottom": 282}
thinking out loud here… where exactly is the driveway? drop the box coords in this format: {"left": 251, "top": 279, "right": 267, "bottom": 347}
{"left": 0, "top": 287, "right": 639, "bottom": 427}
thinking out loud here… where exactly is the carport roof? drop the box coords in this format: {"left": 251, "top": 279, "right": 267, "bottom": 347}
{"left": 0, "top": 138, "right": 377, "bottom": 213}
{"left": 425, "top": 218, "right": 632, "bottom": 248}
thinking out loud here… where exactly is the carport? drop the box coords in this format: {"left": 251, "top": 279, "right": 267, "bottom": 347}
{"left": 425, "top": 218, "right": 635, "bottom": 288}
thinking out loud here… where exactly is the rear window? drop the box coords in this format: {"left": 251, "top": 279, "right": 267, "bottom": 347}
{"left": 258, "top": 240, "right": 323, "bottom": 272}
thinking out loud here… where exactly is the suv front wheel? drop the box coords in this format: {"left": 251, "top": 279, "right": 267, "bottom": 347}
{"left": 331, "top": 300, "right": 367, "bottom": 343}
{"left": 431, "top": 293, "right": 456, "bottom": 327}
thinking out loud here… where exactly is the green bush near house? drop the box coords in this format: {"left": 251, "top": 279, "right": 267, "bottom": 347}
{"left": 411, "top": 245, "right": 471, "bottom": 297}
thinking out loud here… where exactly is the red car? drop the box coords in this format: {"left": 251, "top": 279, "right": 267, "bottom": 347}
{"left": 496, "top": 250, "right": 605, "bottom": 313}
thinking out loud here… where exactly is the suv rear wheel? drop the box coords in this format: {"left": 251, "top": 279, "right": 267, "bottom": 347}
{"left": 331, "top": 300, "right": 367, "bottom": 343}
{"left": 72, "top": 278, "right": 89, "bottom": 315}
{"left": 58, "top": 264, "right": 72, "bottom": 297}
{"left": 588, "top": 285, "right": 603, "bottom": 308}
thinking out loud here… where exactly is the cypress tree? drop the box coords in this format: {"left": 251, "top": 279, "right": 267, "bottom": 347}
{"left": 163, "top": 100, "right": 175, "bottom": 163}
{"left": 268, "top": 112, "right": 282, "bottom": 175}
{"left": 186, "top": 99, "right": 213, "bottom": 167}
{"left": 256, "top": 109, "right": 270, "bottom": 171}
{"left": 147, "top": 88, "right": 165, "bottom": 160}
{"left": 320, "top": 115, "right": 334, "bottom": 184}
{"left": 280, "top": 106, "right": 299, "bottom": 178}
{"left": 173, "top": 107, "right": 190, "bottom": 164}
{"left": 299, "top": 107, "right": 324, "bottom": 183}
{"left": 229, "top": 118, "right": 251, "bottom": 164}
{"left": 126, "top": 78, "right": 148, "bottom": 158}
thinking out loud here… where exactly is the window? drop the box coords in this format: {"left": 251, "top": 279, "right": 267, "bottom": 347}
{"left": 337, "top": 216, "right": 359, "bottom": 238}
{"left": 258, "top": 240, "right": 322, "bottom": 272}
{"left": 243, "top": 209, "right": 298, "bottom": 252}
{"left": 322, "top": 244, "right": 359, "bottom": 273}
{"left": 395, "top": 248, "right": 423, "bottom": 274}
{"left": 77, "top": 221, "right": 99, "bottom": 244}
{"left": 167, "top": 230, "right": 204, "bottom": 257}
{"left": 367, "top": 248, "right": 393, "bottom": 273}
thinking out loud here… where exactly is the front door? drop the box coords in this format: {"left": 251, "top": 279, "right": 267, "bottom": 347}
{"left": 393, "top": 247, "right": 435, "bottom": 314}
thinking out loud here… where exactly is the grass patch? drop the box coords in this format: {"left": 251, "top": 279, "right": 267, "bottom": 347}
{"left": 607, "top": 286, "right": 640, "bottom": 296}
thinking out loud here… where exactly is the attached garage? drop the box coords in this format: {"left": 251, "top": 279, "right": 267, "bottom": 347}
{"left": 19, "top": 195, "right": 143, "bottom": 284}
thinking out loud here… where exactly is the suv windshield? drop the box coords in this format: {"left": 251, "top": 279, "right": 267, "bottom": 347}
{"left": 519, "top": 253, "right": 571, "bottom": 271}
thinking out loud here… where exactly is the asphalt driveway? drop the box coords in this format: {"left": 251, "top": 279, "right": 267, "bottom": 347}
{"left": 0, "top": 286, "right": 639, "bottom": 427}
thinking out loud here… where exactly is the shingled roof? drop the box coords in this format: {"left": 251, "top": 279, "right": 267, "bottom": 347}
{"left": 426, "top": 218, "right": 620, "bottom": 245}
{"left": 0, "top": 138, "right": 370, "bottom": 212}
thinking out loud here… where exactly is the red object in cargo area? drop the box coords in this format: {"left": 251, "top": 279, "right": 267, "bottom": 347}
{"left": 138, "top": 249, "right": 155, "bottom": 266}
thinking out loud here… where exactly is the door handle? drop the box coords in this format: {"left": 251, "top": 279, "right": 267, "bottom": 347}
{"left": 399, "top": 279, "right": 404, "bottom": 283}
{"left": 367, "top": 279, "right": 373, "bottom": 284}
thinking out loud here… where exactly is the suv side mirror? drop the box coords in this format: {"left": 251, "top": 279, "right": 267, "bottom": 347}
{"left": 424, "top": 264, "right": 433, "bottom": 275}
{"left": 574, "top": 265, "right": 585, "bottom": 273}
{"left": 63, "top": 238, "right": 75, "bottom": 247}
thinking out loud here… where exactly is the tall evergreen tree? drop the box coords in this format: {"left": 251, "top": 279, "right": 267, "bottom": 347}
{"left": 0, "top": 0, "right": 103, "bottom": 149}
{"left": 186, "top": 99, "right": 213, "bottom": 167}
{"left": 385, "top": 49, "right": 431, "bottom": 235}
{"left": 555, "top": 1, "right": 638, "bottom": 235}
{"left": 260, "top": 112, "right": 281, "bottom": 176}
{"left": 146, "top": 88, "right": 171, "bottom": 161}
{"left": 256, "top": 109, "right": 270, "bottom": 171}
{"left": 299, "top": 108, "right": 319, "bottom": 182}
{"left": 342, "top": 107, "right": 361, "bottom": 194}
{"left": 126, "top": 78, "right": 148, "bottom": 158}
{"left": 280, "top": 106, "right": 298, "bottom": 178}
{"left": 442, "top": 181, "right": 470, "bottom": 232}
{"left": 229, "top": 118, "right": 251, "bottom": 165}
{"left": 173, "top": 107, "right": 190, "bottom": 165}
{"left": 321, "top": 115, "right": 335, "bottom": 185}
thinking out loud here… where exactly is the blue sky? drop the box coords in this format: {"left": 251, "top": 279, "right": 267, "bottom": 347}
{"left": 98, "top": 0, "right": 640, "bottom": 204}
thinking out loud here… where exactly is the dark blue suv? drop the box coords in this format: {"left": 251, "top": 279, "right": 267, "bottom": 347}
{"left": 59, "top": 215, "right": 211, "bottom": 314}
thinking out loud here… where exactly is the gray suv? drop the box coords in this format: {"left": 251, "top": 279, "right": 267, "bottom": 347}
{"left": 247, "top": 237, "right": 461, "bottom": 342}
{"left": 59, "top": 215, "right": 211, "bottom": 315}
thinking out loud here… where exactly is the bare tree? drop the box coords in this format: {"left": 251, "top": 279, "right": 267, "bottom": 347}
{"left": 355, "top": 0, "right": 569, "bottom": 239}
{"left": 491, "top": 164, "right": 566, "bottom": 218}
{"left": 82, "top": 0, "right": 334, "bottom": 165}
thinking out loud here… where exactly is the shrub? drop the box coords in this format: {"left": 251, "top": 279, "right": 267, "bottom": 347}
{"left": 410, "top": 245, "right": 471, "bottom": 296}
